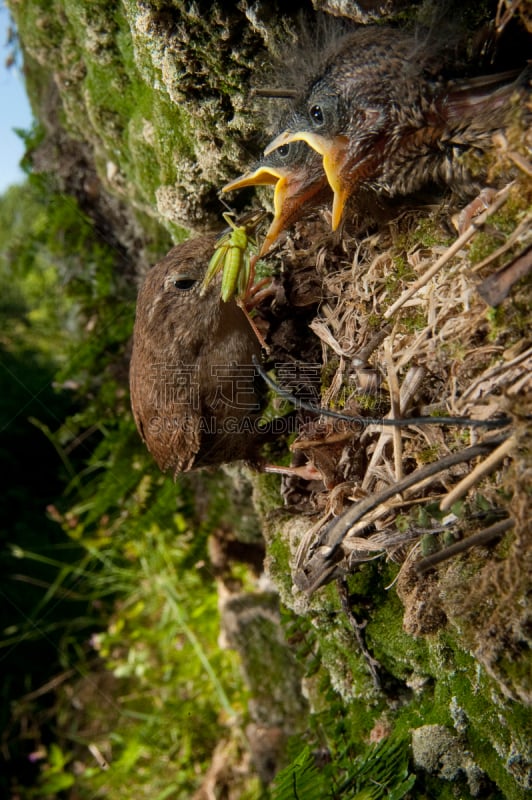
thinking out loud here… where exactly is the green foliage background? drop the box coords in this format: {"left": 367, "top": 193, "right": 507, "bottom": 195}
{"left": 0, "top": 177, "right": 254, "bottom": 797}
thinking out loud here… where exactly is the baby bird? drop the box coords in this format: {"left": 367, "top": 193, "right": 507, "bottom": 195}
{"left": 264, "top": 25, "right": 530, "bottom": 230}
{"left": 223, "top": 140, "right": 330, "bottom": 256}
{"left": 129, "top": 235, "right": 265, "bottom": 475}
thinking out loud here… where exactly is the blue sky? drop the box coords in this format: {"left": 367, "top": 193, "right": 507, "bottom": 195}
{"left": 0, "top": 3, "right": 33, "bottom": 194}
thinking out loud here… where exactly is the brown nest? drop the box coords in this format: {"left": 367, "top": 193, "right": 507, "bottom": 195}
{"left": 256, "top": 129, "right": 531, "bottom": 613}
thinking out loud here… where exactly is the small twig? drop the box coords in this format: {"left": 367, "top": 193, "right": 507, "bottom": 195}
{"left": 439, "top": 434, "right": 516, "bottom": 511}
{"left": 253, "top": 357, "right": 511, "bottom": 429}
{"left": 384, "top": 340, "right": 403, "bottom": 482}
{"left": 471, "top": 214, "right": 532, "bottom": 272}
{"left": 338, "top": 578, "right": 382, "bottom": 690}
{"left": 19, "top": 667, "right": 78, "bottom": 702}
{"left": 88, "top": 743, "right": 110, "bottom": 770}
{"left": 362, "top": 366, "right": 426, "bottom": 491}
{"left": 351, "top": 326, "right": 391, "bottom": 365}
{"left": 312, "top": 435, "right": 508, "bottom": 566}
{"left": 383, "top": 183, "right": 514, "bottom": 319}
{"left": 238, "top": 297, "right": 270, "bottom": 353}
{"left": 291, "top": 429, "right": 356, "bottom": 450}
{"left": 458, "top": 345, "right": 532, "bottom": 405}
{"left": 476, "top": 246, "right": 532, "bottom": 306}
{"left": 507, "top": 370, "right": 532, "bottom": 396}
{"left": 415, "top": 518, "right": 514, "bottom": 574}
{"left": 496, "top": 0, "right": 523, "bottom": 33}
{"left": 505, "top": 149, "right": 532, "bottom": 177}
{"left": 250, "top": 87, "right": 299, "bottom": 98}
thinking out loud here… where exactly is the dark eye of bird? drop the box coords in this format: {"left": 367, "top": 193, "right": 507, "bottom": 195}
{"left": 172, "top": 278, "right": 197, "bottom": 291}
{"left": 310, "top": 104, "right": 324, "bottom": 125}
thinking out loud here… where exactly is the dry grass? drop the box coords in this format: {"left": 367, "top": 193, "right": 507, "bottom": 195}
{"left": 258, "top": 126, "right": 531, "bottom": 617}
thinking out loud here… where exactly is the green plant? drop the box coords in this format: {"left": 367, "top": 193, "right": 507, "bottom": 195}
{"left": 271, "top": 736, "right": 415, "bottom": 800}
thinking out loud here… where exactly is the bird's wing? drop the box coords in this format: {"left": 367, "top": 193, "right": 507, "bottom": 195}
{"left": 443, "top": 67, "right": 528, "bottom": 120}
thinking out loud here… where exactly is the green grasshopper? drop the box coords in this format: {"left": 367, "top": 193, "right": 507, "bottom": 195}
{"left": 200, "top": 210, "right": 266, "bottom": 302}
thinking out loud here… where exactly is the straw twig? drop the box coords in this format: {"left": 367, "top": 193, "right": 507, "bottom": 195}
{"left": 439, "top": 434, "right": 517, "bottom": 511}
{"left": 415, "top": 518, "right": 514, "bottom": 574}
{"left": 383, "top": 183, "right": 514, "bottom": 319}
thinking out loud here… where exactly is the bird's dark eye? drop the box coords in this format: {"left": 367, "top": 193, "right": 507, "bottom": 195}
{"left": 310, "top": 104, "right": 324, "bottom": 125}
{"left": 172, "top": 278, "right": 197, "bottom": 291}
{"left": 277, "top": 144, "right": 290, "bottom": 158}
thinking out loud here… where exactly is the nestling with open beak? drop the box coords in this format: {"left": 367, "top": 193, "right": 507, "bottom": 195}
{"left": 223, "top": 139, "right": 330, "bottom": 257}
{"left": 264, "top": 25, "right": 531, "bottom": 231}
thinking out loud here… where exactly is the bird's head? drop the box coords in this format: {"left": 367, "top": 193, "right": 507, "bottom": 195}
{"left": 264, "top": 85, "right": 387, "bottom": 231}
{"left": 135, "top": 234, "right": 240, "bottom": 352}
{"left": 223, "top": 140, "right": 330, "bottom": 255}
{"left": 261, "top": 27, "right": 424, "bottom": 229}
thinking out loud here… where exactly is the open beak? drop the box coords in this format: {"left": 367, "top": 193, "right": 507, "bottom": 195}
{"left": 265, "top": 130, "right": 350, "bottom": 231}
{"left": 223, "top": 161, "right": 329, "bottom": 256}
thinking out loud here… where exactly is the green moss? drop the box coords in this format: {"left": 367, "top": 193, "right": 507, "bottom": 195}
{"left": 386, "top": 254, "right": 416, "bottom": 293}
{"left": 352, "top": 392, "right": 379, "bottom": 410}
{"left": 334, "top": 560, "right": 531, "bottom": 795}
{"left": 414, "top": 217, "right": 452, "bottom": 249}
{"left": 416, "top": 445, "right": 442, "bottom": 464}
{"left": 366, "top": 589, "right": 429, "bottom": 679}
{"left": 425, "top": 640, "right": 532, "bottom": 798}
{"left": 344, "top": 569, "right": 375, "bottom": 598}
{"left": 393, "top": 213, "right": 452, "bottom": 252}
{"left": 486, "top": 305, "right": 509, "bottom": 340}
{"left": 367, "top": 313, "right": 383, "bottom": 328}
{"left": 468, "top": 229, "right": 504, "bottom": 265}
{"left": 252, "top": 471, "right": 284, "bottom": 518}
{"left": 260, "top": 520, "right": 293, "bottom": 597}
{"left": 223, "top": 592, "right": 308, "bottom": 738}
{"left": 11, "top": 0, "right": 271, "bottom": 238}
{"left": 400, "top": 308, "right": 427, "bottom": 333}
{"left": 468, "top": 192, "right": 529, "bottom": 267}
{"left": 316, "top": 611, "right": 382, "bottom": 702}
{"left": 439, "top": 338, "right": 468, "bottom": 362}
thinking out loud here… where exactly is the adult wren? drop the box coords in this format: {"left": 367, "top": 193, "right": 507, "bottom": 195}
{"left": 129, "top": 234, "right": 265, "bottom": 476}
